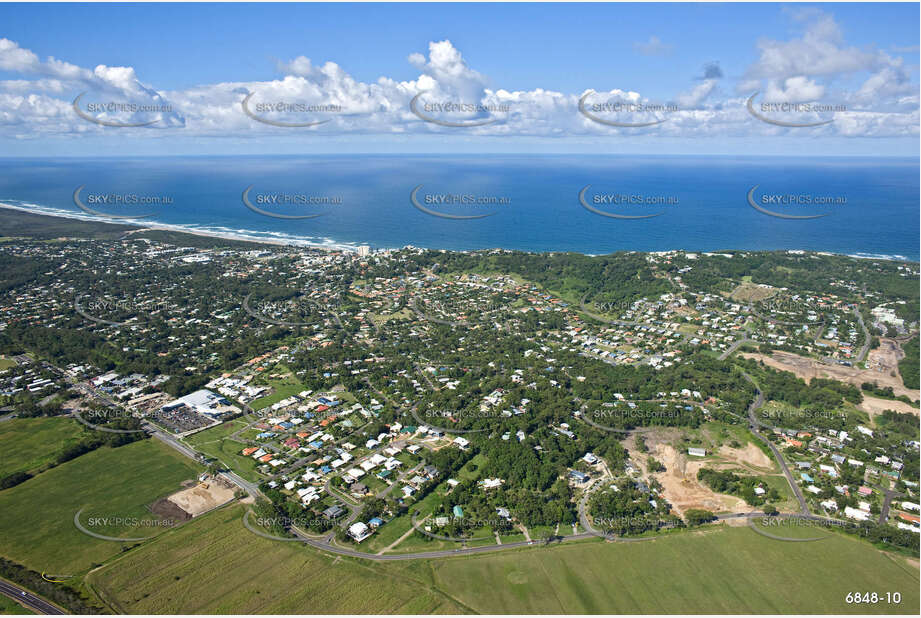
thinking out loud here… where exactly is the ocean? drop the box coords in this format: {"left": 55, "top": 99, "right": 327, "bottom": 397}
{"left": 0, "top": 155, "right": 917, "bottom": 261}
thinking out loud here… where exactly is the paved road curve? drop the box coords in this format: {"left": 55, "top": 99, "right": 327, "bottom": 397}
{"left": 741, "top": 373, "right": 809, "bottom": 514}
{"left": 0, "top": 580, "right": 66, "bottom": 615}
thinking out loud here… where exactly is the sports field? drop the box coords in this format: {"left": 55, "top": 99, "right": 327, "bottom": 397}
{"left": 86, "top": 505, "right": 919, "bottom": 614}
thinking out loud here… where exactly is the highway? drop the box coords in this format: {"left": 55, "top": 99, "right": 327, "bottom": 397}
{"left": 0, "top": 580, "right": 66, "bottom": 615}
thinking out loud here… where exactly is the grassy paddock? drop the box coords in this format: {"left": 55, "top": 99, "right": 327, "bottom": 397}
{"left": 84, "top": 507, "right": 919, "bottom": 614}
{"left": 0, "top": 439, "right": 200, "bottom": 576}
{"left": 429, "top": 524, "right": 919, "bottom": 614}
{"left": 86, "top": 505, "right": 463, "bottom": 614}
{"left": 0, "top": 417, "right": 83, "bottom": 477}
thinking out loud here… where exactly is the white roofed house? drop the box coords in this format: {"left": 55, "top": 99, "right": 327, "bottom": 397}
{"left": 348, "top": 522, "right": 372, "bottom": 542}
{"left": 844, "top": 506, "right": 871, "bottom": 521}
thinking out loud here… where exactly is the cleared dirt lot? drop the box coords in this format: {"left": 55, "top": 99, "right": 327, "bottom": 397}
{"left": 741, "top": 349, "right": 920, "bottom": 401}
{"left": 729, "top": 282, "right": 777, "bottom": 303}
{"left": 717, "top": 443, "right": 774, "bottom": 472}
{"left": 858, "top": 395, "right": 920, "bottom": 418}
{"left": 166, "top": 478, "right": 236, "bottom": 517}
{"left": 652, "top": 444, "right": 747, "bottom": 516}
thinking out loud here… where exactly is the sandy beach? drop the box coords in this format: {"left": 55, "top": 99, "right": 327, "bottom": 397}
{"left": 0, "top": 201, "right": 358, "bottom": 252}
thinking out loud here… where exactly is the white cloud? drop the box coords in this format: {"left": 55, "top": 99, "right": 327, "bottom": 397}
{"left": 0, "top": 24, "right": 916, "bottom": 141}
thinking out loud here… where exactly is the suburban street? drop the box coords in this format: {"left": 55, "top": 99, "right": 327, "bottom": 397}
{"left": 741, "top": 373, "right": 810, "bottom": 514}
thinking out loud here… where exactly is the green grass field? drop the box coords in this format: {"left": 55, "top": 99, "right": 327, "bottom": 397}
{"left": 85, "top": 505, "right": 463, "bottom": 614}
{"left": 427, "top": 524, "right": 919, "bottom": 614}
{"left": 0, "top": 438, "right": 200, "bottom": 576}
{"left": 249, "top": 366, "right": 308, "bottom": 411}
{"left": 84, "top": 506, "right": 919, "bottom": 614}
{"left": 184, "top": 420, "right": 265, "bottom": 482}
{"left": 0, "top": 417, "right": 83, "bottom": 477}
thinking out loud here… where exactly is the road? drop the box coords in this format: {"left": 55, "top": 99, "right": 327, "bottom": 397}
{"left": 148, "top": 426, "right": 262, "bottom": 498}
{"left": 852, "top": 306, "right": 872, "bottom": 363}
{"left": 875, "top": 484, "right": 906, "bottom": 525}
{"left": 248, "top": 507, "right": 849, "bottom": 562}
{"left": 579, "top": 294, "right": 692, "bottom": 344}
{"left": 741, "top": 373, "right": 809, "bottom": 514}
{"left": 0, "top": 580, "right": 66, "bottom": 615}
{"left": 718, "top": 337, "right": 754, "bottom": 361}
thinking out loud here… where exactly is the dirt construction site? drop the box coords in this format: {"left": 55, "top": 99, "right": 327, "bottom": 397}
{"left": 741, "top": 341, "right": 919, "bottom": 401}
{"left": 163, "top": 476, "right": 237, "bottom": 518}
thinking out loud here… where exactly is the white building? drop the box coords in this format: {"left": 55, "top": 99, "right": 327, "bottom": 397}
{"left": 348, "top": 522, "right": 372, "bottom": 542}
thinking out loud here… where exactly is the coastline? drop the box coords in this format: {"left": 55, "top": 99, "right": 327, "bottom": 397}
{"left": 0, "top": 200, "right": 915, "bottom": 263}
{"left": 0, "top": 201, "right": 355, "bottom": 253}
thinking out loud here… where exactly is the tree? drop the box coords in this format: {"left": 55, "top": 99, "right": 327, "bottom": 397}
{"left": 685, "top": 509, "right": 716, "bottom": 526}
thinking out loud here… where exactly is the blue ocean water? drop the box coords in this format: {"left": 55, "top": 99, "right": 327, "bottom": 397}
{"left": 0, "top": 155, "right": 917, "bottom": 261}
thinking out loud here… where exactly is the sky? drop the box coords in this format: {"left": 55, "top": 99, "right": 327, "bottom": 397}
{"left": 0, "top": 2, "right": 918, "bottom": 156}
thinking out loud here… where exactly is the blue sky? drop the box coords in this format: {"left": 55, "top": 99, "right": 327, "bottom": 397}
{"left": 0, "top": 2, "right": 918, "bottom": 156}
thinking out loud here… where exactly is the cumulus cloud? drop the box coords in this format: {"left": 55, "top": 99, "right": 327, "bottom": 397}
{"left": 0, "top": 22, "right": 917, "bottom": 141}
{"left": 740, "top": 11, "right": 914, "bottom": 107}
